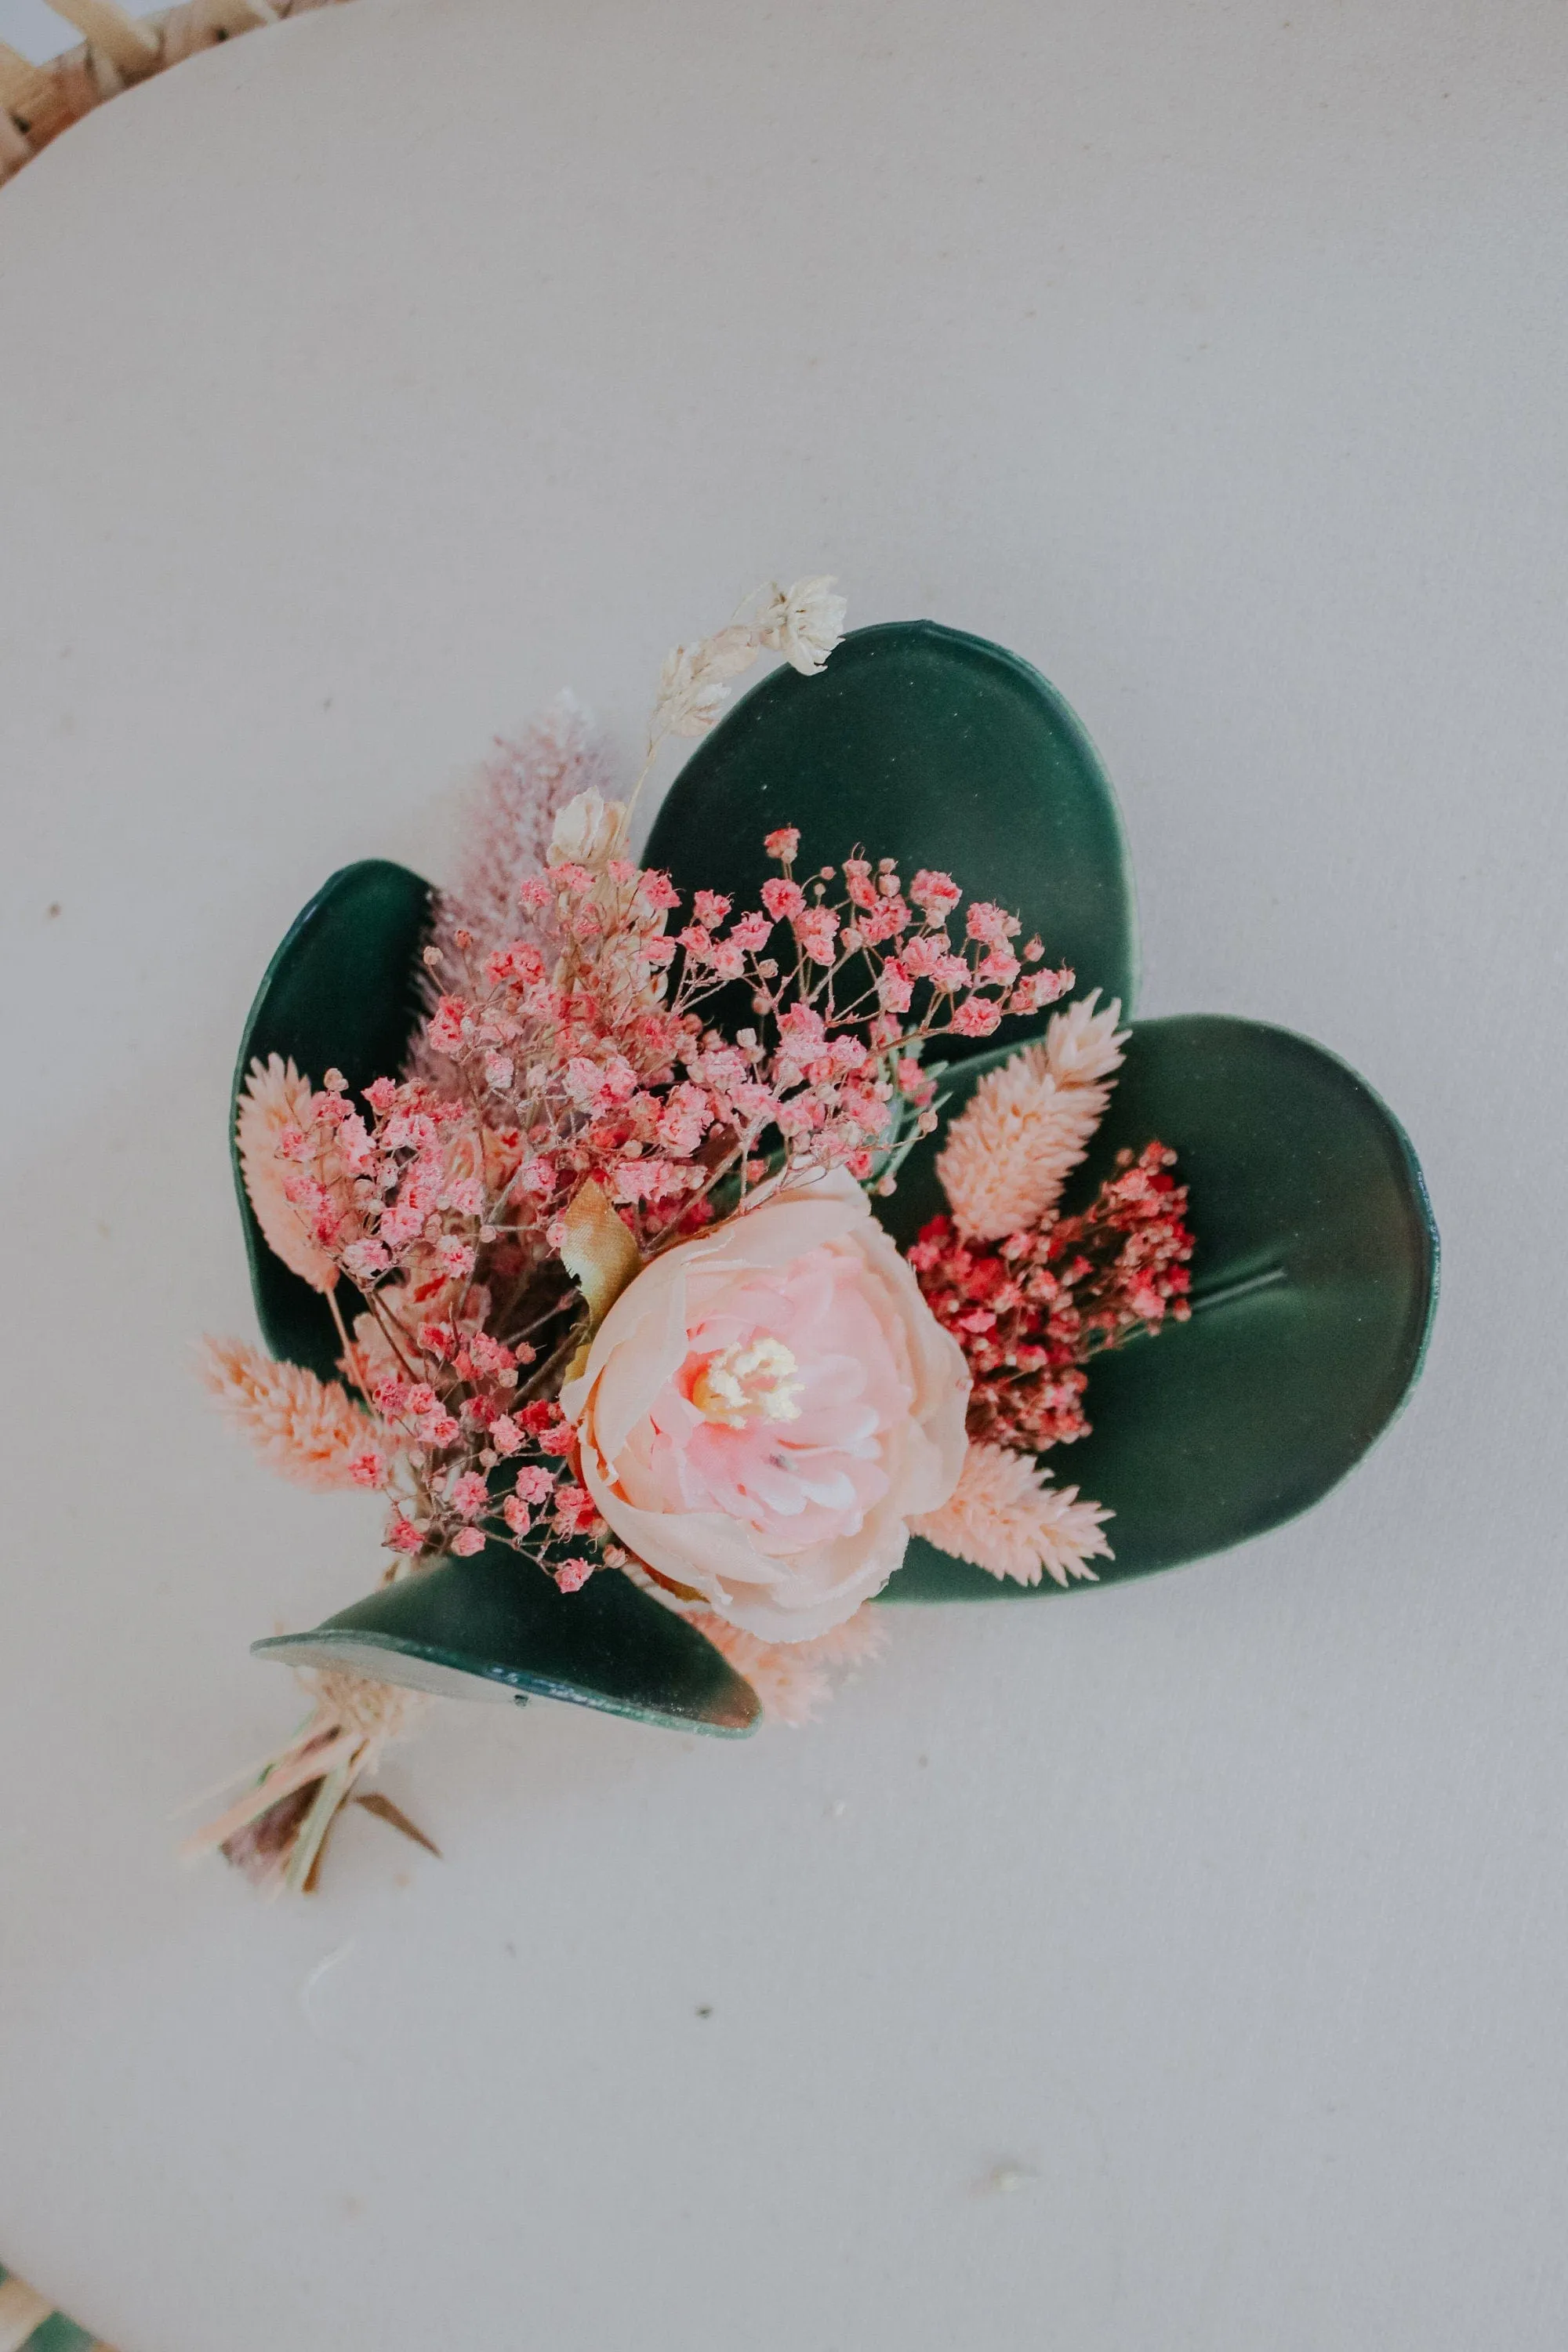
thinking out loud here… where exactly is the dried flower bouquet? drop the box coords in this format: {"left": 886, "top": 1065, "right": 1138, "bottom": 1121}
{"left": 197, "top": 583, "right": 1436, "bottom": 1892}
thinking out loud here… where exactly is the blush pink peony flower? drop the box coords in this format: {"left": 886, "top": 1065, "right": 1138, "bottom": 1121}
{"left": 561, "top": 1171, "right": 970, "bottom": 1640}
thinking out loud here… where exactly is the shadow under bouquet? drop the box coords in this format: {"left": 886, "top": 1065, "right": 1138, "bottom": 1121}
{"left": 196, "top": 581, "right": 1436, "bottom": 1892}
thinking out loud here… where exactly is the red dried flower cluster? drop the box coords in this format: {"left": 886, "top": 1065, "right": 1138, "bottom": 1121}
{"left": 908, "top": 1142, "right": 1194, "bottom": 1452}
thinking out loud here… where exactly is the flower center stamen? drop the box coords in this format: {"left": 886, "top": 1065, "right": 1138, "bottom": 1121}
{"left": 691, "top": 1337, "right": 804, "bottom": 1429}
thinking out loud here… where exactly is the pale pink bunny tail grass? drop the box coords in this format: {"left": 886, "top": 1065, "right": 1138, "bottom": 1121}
{"left": 798, "top": 1607, "right": 893, "bottom": 1668}
{"left": 687, "top": 1605, "right": 891, "bottom": 1727}
{"left": 199, "top": 1338, "right": 375, "bottom": 1490}
{"left": 913, "top": 1440, "right": 1112, "bottom": 1588}
{"left": 935, "top": 991, "right": 1129, "bottom": 1242}
{"left": 236, "top": 1053, "right": 339, "bottom": 1292}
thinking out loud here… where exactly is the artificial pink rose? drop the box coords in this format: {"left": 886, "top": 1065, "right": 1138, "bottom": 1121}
{"left": 560, "top": 1171, "right": 970, "bottom": 1641}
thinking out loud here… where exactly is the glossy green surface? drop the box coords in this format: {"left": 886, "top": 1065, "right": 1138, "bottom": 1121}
{"left": 880, "top": 1014, "right": 1439, "bottom": 1599}
{"left": 645, "top": 620, "right": 1138, "bottom": 1054}
{"left": 232, "top": 858, "right": 432, "bottom": 1383}
{"left": 254, "top": 1542, "right": 761, "bottom": 1734}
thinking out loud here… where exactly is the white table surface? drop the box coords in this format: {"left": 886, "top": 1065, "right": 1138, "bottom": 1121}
{"left": 3, "top": 3, "right": 1566, "bottom": 2346}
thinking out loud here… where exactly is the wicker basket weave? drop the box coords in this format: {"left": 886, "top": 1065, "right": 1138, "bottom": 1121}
{"left": 0, "top": 0, "right": 352, "bottom": 183}
{"left": 0, "top": 2254, "right": 114, "bottom": 2349}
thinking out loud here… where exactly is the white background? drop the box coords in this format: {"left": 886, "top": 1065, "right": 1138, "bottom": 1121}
{"left": 2, "top": 3, "right": 1566, "bottom": 2347}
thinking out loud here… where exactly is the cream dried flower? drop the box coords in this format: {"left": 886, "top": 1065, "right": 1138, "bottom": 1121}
{"left": 549, "top": 786, "right": 631, "bottom": 872}
{"left": 654, "top": 624, "right": 763, "bottom": 739}
{"left": 200, "top": 1336, "right": 372, "bottom": 1490}
{"left": 236, "top": 1054, "right": 339, "bottom": 1292}
{"left": 935, "top": 990, "right": 1129, "bottom": 1241}
{"left": 913, "top": 1439, "right": 1112, "bottom": 1588}
{"left": 756, "top": 575, "right": 848, "bottom": 675}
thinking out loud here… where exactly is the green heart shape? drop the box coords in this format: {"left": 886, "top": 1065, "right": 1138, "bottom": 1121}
{"left": 645, "top": 619, "right": 1138, "bottom": 1050}
{"left": 252, "top": 1541, "right": 760, "bottom": 1735}
{"left": 232, "top": 858, "right": 431, "bottom": 1383}
{"left": 877, "top": 1014, "right": 1439, "bottom": 1599}
{"left": 230, "top": 628, "right": 1437, "bottom": 1701}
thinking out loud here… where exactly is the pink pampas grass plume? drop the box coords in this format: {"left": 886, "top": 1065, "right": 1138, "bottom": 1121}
{"left": 450, "top": 692, "right": 621, "bottom": 957}
{"left": 935, "top": 991, "right": 1128, "bottom": 1242}
{"left": 236, "top": 1053, "right": 339, "bottom": 1293}
{"left": 200, "top": 1337, "right": 374, "bottom": 1490}
{"left": 913, "top": 1439, "right": 1112, "bottom": 1588}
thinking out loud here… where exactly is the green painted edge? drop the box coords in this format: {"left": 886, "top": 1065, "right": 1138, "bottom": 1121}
{"left": 252, "top": 1627, "right": 760, "bottom": 1737}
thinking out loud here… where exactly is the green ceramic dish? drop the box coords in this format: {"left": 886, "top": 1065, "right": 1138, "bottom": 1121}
{"left": 231, "top": 622, "right": 1437, "bottom": 1721}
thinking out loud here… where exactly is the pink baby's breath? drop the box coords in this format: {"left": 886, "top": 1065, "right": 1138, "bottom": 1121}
{"left": 761, "top": 877, "right": 807, "bottom": 922}
{"left": 909, "top": 869, "right": 961, "bottom": 920}
{"left": 952, "top": 996, "right": 1002, "bottom": 1037}
{"left": 794, "top": 906, "right": 841, "bottom": 964}
{"left": 227, "top": 723, "right": 1064, "bottom": 1657}
{"left": 448, "top": 1471, "right": 489, "bottom": 1519}
{"left": 964, "top": 901, "right": 1018, "bottom": 946}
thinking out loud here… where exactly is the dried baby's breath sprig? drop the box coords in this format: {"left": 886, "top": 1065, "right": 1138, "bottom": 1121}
{"left": 237, "top": 809, "right": 1062, "bottom": 1592}
{"left": 913, "top": 1139, "right": 1193, "bottom": 1456}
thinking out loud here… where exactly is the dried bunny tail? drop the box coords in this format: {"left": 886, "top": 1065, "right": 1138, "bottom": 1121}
{"left": 1041, "top": 989, "right": 1129, "bottom": 1089}
{"left": 912, "top": 1439, "right": 1112, "bottom": 1588}
{"left": 688, "top": 1613, "right": 833, "bottom": 1726}
{"left": 935, "top": 990, "right": 1129, "bottom": 1241}
{"left": 797, "top": 1606, "right": 892, "bottom": 1669}
{"left": 185, "top": 1668, "right": 432, "bottom": 1894}
{"left": 237, "top": 1052, "right": 339, "bottom": 1291}
{"left": 199, "top": 1336, "right": 372, "bottom": 1490}
{"left": 668, "top": 1602, "right": 889, "bottom": 1727}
